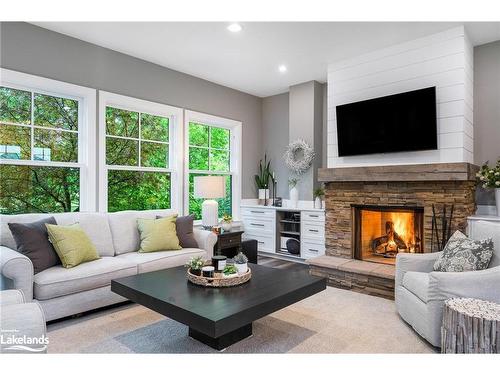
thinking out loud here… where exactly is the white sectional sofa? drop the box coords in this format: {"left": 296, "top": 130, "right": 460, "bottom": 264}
{"left": 0, "top": 210, "right": 217, "bottom": 321}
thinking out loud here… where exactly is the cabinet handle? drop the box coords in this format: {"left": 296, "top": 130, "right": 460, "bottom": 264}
{"left": 309, "top": 215, "right": 319, "bottom": 218}
{"left": 309, "top": 229, "right": 319, "bottom": 232}
{"left": 251, "top": 223, "right": 265, "bottom": 227}
{"left": 251, "top": 210, "right": 265, "bottom": 214}
{"left": 308, "top": 248, "right": 319, "bottom": 252}
{"left": 258, "top": 241, "right": 265, "bottom": 244}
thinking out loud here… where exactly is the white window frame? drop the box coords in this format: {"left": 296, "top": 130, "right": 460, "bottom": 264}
{"left": 98, "top": 91, "right": 183, "bottom": 213}
{"left": 0, "top": 68, "right": 97, "bottom": 212}
{"left": 184, "top": 110, "right": 242, "bottom": 222}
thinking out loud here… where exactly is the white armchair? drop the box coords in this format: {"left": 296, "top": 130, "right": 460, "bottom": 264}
{"left": 0, "top": 289, "right": 47, "bottom": 353}
{"left": 395, "top": 220, "right": 500, "bottom": 347}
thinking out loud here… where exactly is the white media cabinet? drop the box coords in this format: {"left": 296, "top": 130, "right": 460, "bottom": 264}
{"left": 240, "top": 204, "right": 325, "bottom": 261}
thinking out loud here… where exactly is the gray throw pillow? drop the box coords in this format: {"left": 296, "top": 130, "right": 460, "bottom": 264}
{"left": 433, "top": 230, "right": 494, "bottom": 272}
{"left": 156, "top": 214, "right": 199, "bottom": 248}
{"left": 8, "top": 217, "right": 61, "bottom": 274}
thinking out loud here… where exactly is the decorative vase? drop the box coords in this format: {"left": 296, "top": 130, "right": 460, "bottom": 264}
{"left": 258, "top": 188, "right": 269, "bottom": 200}
{"left": 289, "top": 186, "right": 298, "bottom": 208}
{"left": 314, "top": 197, "right": 322, "bottom": 209}
{"left": 496, "top": 188, "right": 500, "bottom": 217}
{"left": 235, "top": 262, "right": 248, "bottom": 274}
{"left": 221, "top": 221, "right": 232, "bottom": 232}
{"left": 190, "top": 268, "right": 201, "bottom": 276}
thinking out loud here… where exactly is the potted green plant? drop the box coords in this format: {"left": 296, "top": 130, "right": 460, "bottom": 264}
{"left": 313, "top": 185, "right": 325, "bottom": 209}
{"left": 233, "top": 252, "right": 248, "bottom": 274}
{"left": 222, "top": 264, "right": 238, "bottom": 277}
{"left": 185, "top": 256, "right": 205, "bottom": 276}
{"left": 288, "top": 177, "right": 300, "bottom": 208}
{"left": 477, "top": 159, "right": 500, "bottom": 216}
{"left": 221, "top": 212, "right": 233, "bottom": 232}
{"left": 255, "top": 154, "right": 272, "bottom": 203}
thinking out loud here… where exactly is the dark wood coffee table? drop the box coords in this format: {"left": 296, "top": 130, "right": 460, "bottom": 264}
{"left": 111, "top": 264, "right": 326, "bottom": 350}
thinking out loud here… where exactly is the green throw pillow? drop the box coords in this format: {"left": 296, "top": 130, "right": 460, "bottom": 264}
{"left": 137, "top": 215, "right": 182, "bottom": 253}
{"left": 45, "top": 223, "right": 100, "bottom": 268}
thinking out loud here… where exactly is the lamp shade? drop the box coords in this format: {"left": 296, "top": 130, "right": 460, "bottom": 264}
{"left": 194, "top": 176, "right": 226, "bottom": 199}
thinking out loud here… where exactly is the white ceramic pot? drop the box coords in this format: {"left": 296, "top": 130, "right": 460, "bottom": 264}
{"left": 258, "top": 188, "right": 269, "bottom": 200}
{"left": 221, "top": 221, "right": 232, "bottom": 232}
{"left": 235, "top": 262, "right": 248, "bottom": 274}
{"left": 314, "top": 196, "right": 322, "bottom": 209}
{"left": 496, "top": 188, "right": 500, "bottom": 217}
{"left": 289, "top": 186, "right": 298, "bottom": 208}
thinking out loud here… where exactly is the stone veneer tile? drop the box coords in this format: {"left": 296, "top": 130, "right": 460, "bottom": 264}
{"left": 370, "top": 264, "right": 396, "bottom": 279}
{"left": 306, "top": 255, "right": 351, "bottom": 268}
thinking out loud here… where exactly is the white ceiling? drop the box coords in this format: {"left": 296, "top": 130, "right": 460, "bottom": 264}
{"left": 33, "top": 22, "right": 500, "bottom": 97}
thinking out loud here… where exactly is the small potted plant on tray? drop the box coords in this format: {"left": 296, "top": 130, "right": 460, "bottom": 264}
{"left": 233, "top": 252, "right": 248, "bottom": 274}
{"left": 221, "top": 212, "right": 233, "bottom": 232}
{"left": 223, "top": 264, "right": 239, "bottom": 278}
{"left": 185, "top": 256, "right": 205, "bottom": 276}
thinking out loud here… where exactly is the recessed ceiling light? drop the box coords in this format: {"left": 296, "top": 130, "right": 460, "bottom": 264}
{"left": 227, "top": 23, "right": 242, "bottom": 33}
{"left": 278, "top": 65, "right": 287, "bottom": 73}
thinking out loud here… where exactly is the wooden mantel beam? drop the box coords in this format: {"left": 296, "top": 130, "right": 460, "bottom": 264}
{"left": 318, "top": 163, "right": 479, "bottom": 182}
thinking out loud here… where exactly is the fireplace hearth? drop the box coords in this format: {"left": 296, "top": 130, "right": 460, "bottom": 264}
{"left": 353, "top": 205, "right": 424, "bottom": 265}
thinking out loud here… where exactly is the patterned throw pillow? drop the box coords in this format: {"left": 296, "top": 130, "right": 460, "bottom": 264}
{"left": 433, "top": 230, "right": 494, "bottom": 272}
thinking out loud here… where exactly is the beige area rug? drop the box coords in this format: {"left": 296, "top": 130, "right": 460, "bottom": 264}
{"left": 47, "top": 287, "right": 437, "bottom": 353}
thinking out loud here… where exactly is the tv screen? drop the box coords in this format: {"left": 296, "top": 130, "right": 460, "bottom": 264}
{"left": 336, "top": 87, "right": 437, "bottom": 157}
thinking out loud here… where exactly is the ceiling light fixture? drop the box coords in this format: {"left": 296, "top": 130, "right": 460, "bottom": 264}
{"left": 278, "top": 65, "right": 287, "bottom": 73}
{"left": 227, "top": 23, "right": 242, "bottom": 33}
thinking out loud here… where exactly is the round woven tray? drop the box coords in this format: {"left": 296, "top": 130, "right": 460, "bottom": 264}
{"left": 187, "top": 267, "right": 252, "bottom": 287}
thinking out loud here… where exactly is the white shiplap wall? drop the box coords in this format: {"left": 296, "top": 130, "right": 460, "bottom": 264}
{"left": 327, "top": 26, "right": 474, "bottom": 168}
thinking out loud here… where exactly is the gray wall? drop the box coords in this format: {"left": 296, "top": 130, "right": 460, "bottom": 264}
{"left": 262, "top": 92, "right": 289, "bottom": 198}
{"left": 474, "top": 40, "right": 500, "bottom": 206}
{"left": 0, "top": 22, "right": 263, "bottom": 198}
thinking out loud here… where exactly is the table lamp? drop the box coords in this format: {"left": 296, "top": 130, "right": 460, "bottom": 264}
{"left": 193, "top": 176, "right": 226, "bottom": 229}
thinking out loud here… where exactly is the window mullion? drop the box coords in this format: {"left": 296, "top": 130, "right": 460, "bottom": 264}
{"left": 138, "top": 112, "right": 142, "bottom": 167}
{"left": 30, "top": 91, "right": 34, "bottom": 161}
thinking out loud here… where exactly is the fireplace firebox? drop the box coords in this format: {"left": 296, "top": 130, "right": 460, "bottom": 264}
{"left": 352, "top": 205, "right": 424, "bottom": 265}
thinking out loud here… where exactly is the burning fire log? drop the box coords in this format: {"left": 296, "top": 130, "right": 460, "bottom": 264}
{"left": 371, "top": 220, "right": 408, "bottom": 254}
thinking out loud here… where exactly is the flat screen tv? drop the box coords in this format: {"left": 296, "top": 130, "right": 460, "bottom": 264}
{"left": 336, "top": 87, "right": 437, "bottom": 157}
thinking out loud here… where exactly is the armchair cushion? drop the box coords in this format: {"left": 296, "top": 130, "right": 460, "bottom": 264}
{"left": 402, "top": 271, "right": 429, "bottom": 303}
{"left": 428, "top": 266, "right": 500, "bottom": 304}
{"left": 395, "top": 251, "right": 440, "bottom": 287}
{"left": 433, "top": 231, "right": 493, "bottom": 272}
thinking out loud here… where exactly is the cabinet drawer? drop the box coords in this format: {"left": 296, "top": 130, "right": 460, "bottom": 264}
{"left": 241, "top": 207, "right": 276, "bottom": 219}
{"left": 218, "top": 234, "right": 241, "bottom": 250}
{"left": 244, "top": 234, "right": 275, "bottom": 253}
{"left": 301, "top": 211, "right": 325, "bottom": 223}
{"left": 301, "top": 241, "right": 325, "bottom": 259}
{"left": 301, "top": 222, "right": 325, "bottom": 240}
{"left": 242, "top": 216, "right": 275, "bottom": 236}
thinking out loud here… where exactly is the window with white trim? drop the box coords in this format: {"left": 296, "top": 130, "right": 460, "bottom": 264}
{"left": 0, "top": 69, "right": 96, "bottom": 214}
{"left": 99, "top": 92, "right": 183, "bottom": 212}
{"left": 185, "top": 110, "right": 242, "bottom": 221}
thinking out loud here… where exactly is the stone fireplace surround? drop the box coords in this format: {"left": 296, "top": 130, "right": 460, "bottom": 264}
{"left": 307, "top": 162, "right": 478, "bottom": 299}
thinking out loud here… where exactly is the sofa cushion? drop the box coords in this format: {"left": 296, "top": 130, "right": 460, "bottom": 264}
{"left": 34, "top": 257, "right": 137, "bottom": 300}
{"left": 157, "top": 214, "right": 199, "bottom": 248}
{"left": 46, "top": 223, "right": 100, "bottom": 268}
{"left": 402, "top": 271, "right": 429, "bottom": 303}
{"left": 137, "top": 216, "right": 181, "bottom": 253}
{"left": 1, "top": 212, "right": 115, "bottom": 257}
{"left": 116, "top": 248, "right": 205, "bottom": 274}
{"left": 108, "top": 210, "right": 178, "bottom": 255}
{"left": 8, "top": 216, "right": 61, "bottom": 274}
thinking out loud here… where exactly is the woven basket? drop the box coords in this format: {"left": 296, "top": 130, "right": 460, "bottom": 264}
{"left": 187, "top": 267, "right": 252, "bottom": 287}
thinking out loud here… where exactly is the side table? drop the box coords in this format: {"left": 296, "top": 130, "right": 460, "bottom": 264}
{"left": 441, "top": 297, "right": 500, "bottom": 353}
{"left": 213, "top": 230, "right": 244, "bottom": 259}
